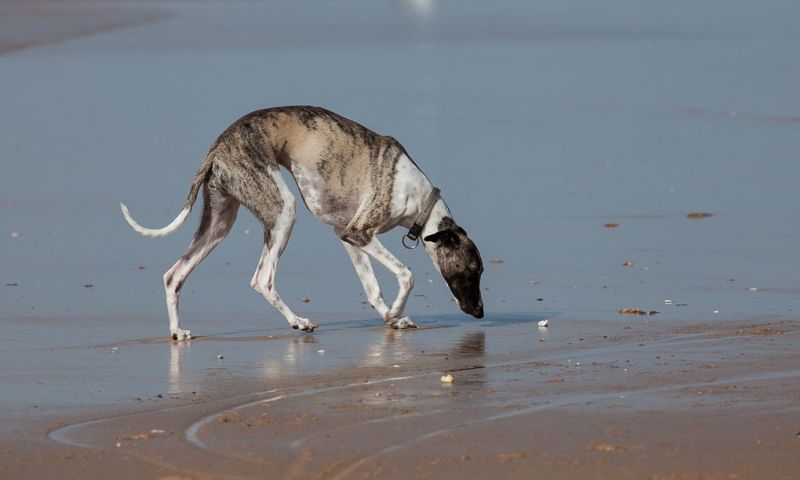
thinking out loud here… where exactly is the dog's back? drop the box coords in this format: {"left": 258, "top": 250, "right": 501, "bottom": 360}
{"left": 209, "top": 106, "right": 407, "bottom": 228}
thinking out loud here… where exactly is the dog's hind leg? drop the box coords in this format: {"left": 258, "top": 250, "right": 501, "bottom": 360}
{"left": 223, "top": 161, "right": 317, "bottom": 332}
{"left": 163, "top": 183, "right": 239, "bottom": 340}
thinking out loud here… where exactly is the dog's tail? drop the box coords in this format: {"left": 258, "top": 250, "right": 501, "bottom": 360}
{"left": 120, "top": 153, "right": 214, "bottom": 238}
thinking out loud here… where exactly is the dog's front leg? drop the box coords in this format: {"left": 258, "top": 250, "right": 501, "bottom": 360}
{"left": 357, "top": 236, "right": 417, "bottom": 329}
{"left": 341, "top": 239, "right": 391, "bottom": 319}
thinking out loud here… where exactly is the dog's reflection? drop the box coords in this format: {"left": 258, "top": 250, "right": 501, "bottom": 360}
{"left": 364, "top": 328, "right": 486, "bottom": 368}
{"left": 168, "top": 341, "right": 189, "bottom": 394}
{"left": 454, "top": 331, "right": 485, "bottom": 358}
{"left": 167, "top": 328, "right": 486, "bottom": 393}
{"left": 261, "top": 335, "right": 317, "bottom": 379}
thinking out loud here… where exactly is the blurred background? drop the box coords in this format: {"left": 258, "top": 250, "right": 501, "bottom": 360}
{"left": 2, "top": 0, "right": 799, "bottom": 330}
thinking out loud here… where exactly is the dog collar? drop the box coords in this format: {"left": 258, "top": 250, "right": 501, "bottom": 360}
{"left": 402, "top": 187, "right": 440, "bottom": 249}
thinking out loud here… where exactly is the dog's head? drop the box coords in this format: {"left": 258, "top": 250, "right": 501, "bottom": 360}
{"left": 424, "top": 217, "right": 484, "bottom": 318}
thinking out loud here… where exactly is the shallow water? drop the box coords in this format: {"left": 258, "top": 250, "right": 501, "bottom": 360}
{"left": 1, "top": 0, "right": 799, "bottom": 418}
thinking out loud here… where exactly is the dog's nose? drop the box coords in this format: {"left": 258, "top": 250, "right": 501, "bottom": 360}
{"left": 473, "top": 303, "right": 484, "bottom": 319}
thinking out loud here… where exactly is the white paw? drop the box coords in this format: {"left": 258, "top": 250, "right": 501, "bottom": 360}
{"left": 171, "top": 329, "right": 192, "bottom": 341}
{"left": 391, "top": 317, "right": 417, "bottom": 329}
{"left": 291, "top": 318, "right": 318, "bottom": 333}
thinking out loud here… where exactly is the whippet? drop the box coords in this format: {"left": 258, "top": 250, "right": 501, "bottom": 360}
{"left": 121, "top": 106, "right": 484, "bottom": 340}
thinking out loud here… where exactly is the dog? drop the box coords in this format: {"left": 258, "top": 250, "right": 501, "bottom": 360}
{"left": 121, "top": 106, "right": 484, "bottom": 340}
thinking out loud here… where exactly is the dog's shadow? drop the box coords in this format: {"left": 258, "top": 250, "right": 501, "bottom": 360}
{"left": 205, "top": 311, "right": 554, "bottom": 338}
{"left": 413, "top": 311, "right": 552, "bottom": 330}
{"left": 94, "top": 311, "right": 556, "bottom": 347}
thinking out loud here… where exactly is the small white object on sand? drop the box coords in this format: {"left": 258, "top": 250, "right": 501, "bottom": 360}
{"left": 317, "top": 349, "right": 325, "bottom": 354}
{"left": 538, "top": 319, "right": 549, "bottom": 328}
{"left": 441, "top": 373, "right": 454, "bottom": 383}
{"left": 216, "top": 354, "right": 224, "bottom": 360}
{"left": 664, "top": 299, "right": 673, "bottom": 305}
{"left": 748, "top": 287, "right": 758, "bottom": 292}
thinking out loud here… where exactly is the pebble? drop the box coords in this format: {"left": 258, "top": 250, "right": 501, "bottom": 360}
{"left": 216, "top": 354, "right": 224, "bottom": 360}
{"left": 686, "top": 212, "right": 713, "bottom": 219}
{"left": 440, "top": 374, "right": 454, "bottom": 383}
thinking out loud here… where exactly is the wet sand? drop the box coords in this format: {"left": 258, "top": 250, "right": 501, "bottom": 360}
{"left": 2, "top": 0, "right": 800, "bottom": 478}
{"left": 2, "top": 315, "right": 798, "bottom": 479}
{"left": 0, "top": 2, "right": 170, "bottom": 55}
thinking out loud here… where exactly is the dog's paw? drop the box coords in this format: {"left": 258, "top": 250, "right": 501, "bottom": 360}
{"left": 292, "top": 318, "right": 318, "bottom": 333}
{"left": 390, "top": 317, "right": 417, "bottom": 330}
{"left": 171, "top": 329, "right": 192, "bottom": 341}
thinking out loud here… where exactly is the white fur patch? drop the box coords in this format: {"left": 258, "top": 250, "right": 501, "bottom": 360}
{"left": 389, "top": 154, "right": 430, "bottom": 224}
{"left": 290, "top": 164, "right": 325, "bottom": 217}
{"left": 120, "top": 203, "right": 190, "bottom": 238}
{"left": 268, "top": 168, "right": 296, "bottom": 245}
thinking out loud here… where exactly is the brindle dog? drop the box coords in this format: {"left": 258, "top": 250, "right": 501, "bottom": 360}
{"left": 121, "top": 106, "right": 484, "bottom": 340}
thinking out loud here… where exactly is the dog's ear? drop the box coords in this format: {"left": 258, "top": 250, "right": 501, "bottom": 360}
{"left": 424, "top": 229, "right": 460, "bottom": 246}
{"left": 439, "top": 216, "right": 456, "bottom": 229}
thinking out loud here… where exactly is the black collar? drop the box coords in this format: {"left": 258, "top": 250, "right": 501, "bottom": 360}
{"left": 406, "top": 187, "right": 440, "bottom": 242}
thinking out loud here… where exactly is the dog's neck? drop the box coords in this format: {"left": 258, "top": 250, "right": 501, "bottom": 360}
{"left": 420, "top": 199, "right": 452, "bottom": 239}
{"left": 419, "top": 199, "right": 451, "bottom": 274}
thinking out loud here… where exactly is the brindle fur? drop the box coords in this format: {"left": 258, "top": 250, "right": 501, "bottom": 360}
{"left": 123, "top": 106, "right": 484, "bottom": 339}
{"left": 194, "top": 106, "right": 404, "bottom": 246}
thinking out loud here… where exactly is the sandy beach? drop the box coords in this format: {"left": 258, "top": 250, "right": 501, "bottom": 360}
{"left": 2, "top": 1, "right": 799, "bottom": 478}
{"left": 2, "top": 315, "right": 798, "bottom": 479}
